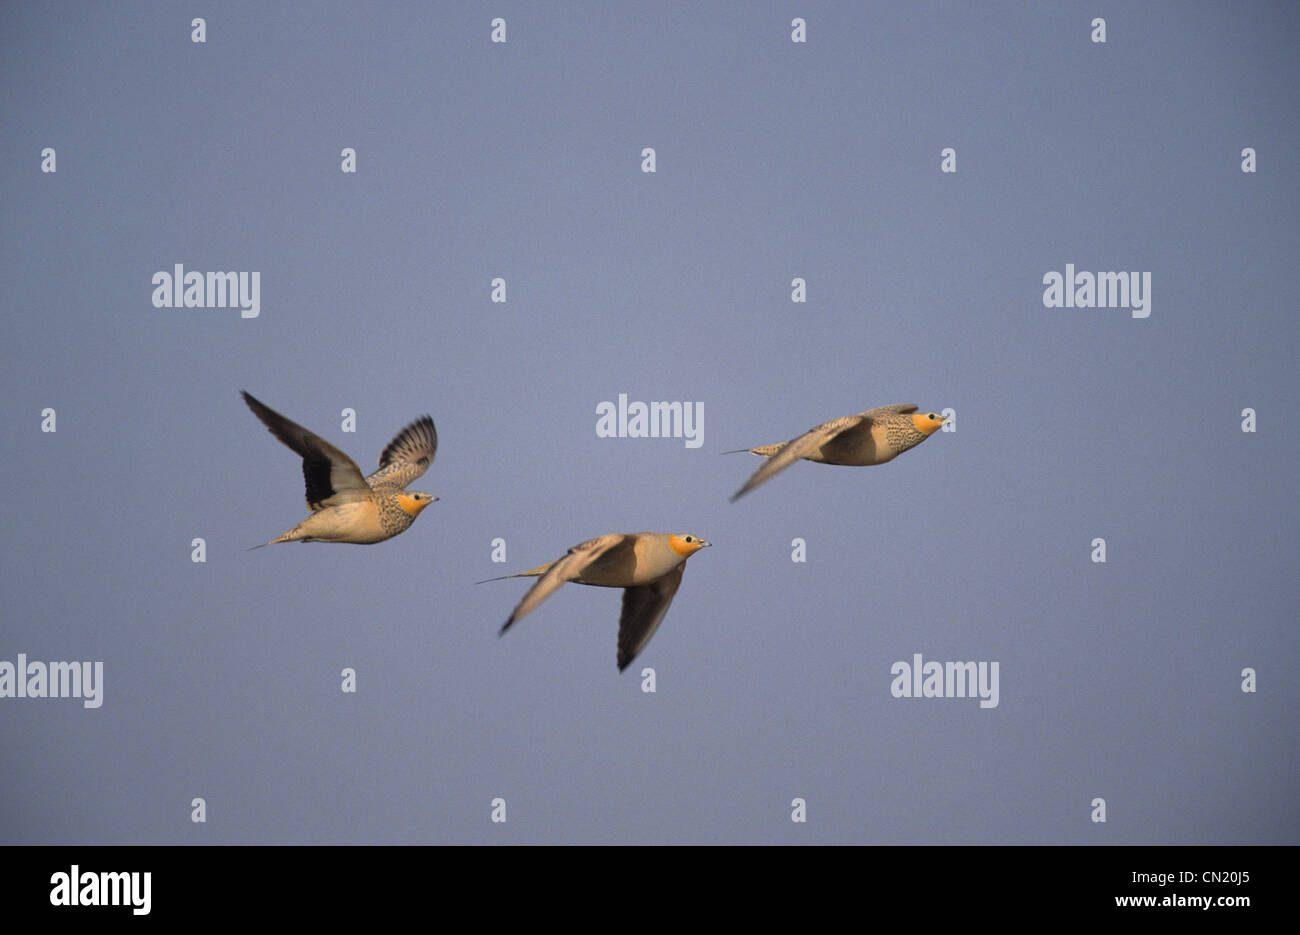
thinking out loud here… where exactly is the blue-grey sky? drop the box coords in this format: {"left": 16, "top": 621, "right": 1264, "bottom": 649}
{"left": 1, "top": 1, "right": 1296, "bottom": 844}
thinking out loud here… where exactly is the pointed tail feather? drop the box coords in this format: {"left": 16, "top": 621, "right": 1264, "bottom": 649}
{"left": 475, "top": 560, "right": 555, "bottom": 586}
{"left": 247, "top": 528, "right": 299, "bottom": 550}
{"left": 475, "top": 572, "right": 527, "bottom": 585}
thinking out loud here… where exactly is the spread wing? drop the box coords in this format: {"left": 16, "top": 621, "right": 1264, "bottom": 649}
{"left": 858, "top": 404, "right": 917, "bottom": 418}
{"left": 499, "top": 534, "right": 629, "bottom": 635}
{"left": 729, "top": 414, "right": 868, "bottom": 502}
{"left": 616, "top": 563, "right": 684, "bottom": 671}
{"left": 242, "top": 391, "right": 368, "bottom": 511}
{"left": 366, "top": 415, "right": 437, "bottom": 490}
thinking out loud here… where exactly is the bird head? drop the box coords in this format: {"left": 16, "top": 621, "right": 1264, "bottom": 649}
{"left": 669, "top": 534, "right": 711, "bottom": 558}
{"left": 396, "top": 491, "right": 438, "bottom": 516}
{"left": 910, "top": 411, "right": 947, "bottom": 435}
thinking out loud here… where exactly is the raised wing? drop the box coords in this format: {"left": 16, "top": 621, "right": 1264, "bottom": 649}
{"left": 616, "top": 563, "right": 684, "bottom": 671}
{"left": 366, "top": 415, "right": 437, "bottom": 490}
{"left": 242, "top": 391, "right": 368, "bottom": 511}
{"left": 858, "top": 403, "right": 917, "bottom": 418}
{"left": 857, "top": 403, "right": 920, "bottom": 416}
{"left": 499, "top": 534, "right": 628, "bottom": 635}
{"left": 729, "top": 414, "right": 867, "bottom": 502}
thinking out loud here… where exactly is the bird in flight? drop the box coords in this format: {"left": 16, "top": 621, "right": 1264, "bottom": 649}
{"left": 485, "top": 532, "right": 711, "bottom": 671}
{"left": 242, "top": 390, "right": 438, "bottom": 546}
{"left": 728, "top": 404, "right": 946, "bottom": 501}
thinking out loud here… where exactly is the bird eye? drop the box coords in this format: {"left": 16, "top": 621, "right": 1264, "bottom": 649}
{"left": 929, "top": 413, "right": 937, "bottom": 419}
{"left": 684, "top": 536, "right": 694, "bottom": 542}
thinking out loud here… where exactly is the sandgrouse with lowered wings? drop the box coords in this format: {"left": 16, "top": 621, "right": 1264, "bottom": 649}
{"left": 487, "top": 532, "right": 711, "bottom": 671}
{"left": 728, "top": 404, "right": 946, "bottom": 501}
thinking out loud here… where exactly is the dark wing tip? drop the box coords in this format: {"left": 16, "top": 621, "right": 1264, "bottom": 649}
{"left": 241, "top": 390, "right": 267, "bottom": 416}
{"left": 730, "top": 476, "right": 761, "bottom": 502}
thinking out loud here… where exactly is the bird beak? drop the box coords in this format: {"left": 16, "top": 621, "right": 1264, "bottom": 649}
{"left": 698, "top": 539, "right": 712, "bottom": 548}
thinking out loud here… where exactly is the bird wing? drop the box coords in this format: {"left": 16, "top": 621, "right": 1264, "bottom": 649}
{"left": 858, "top": 403, "right": 917, "bottom": 418}
{"left": 729, "top": 414, "right": 867, "bottom": 502}
{"left": 242, "top": 391, "right": 368, "bottom": 511}
{"left": 366, "top": 415, "right": 437, "bottom": 490}
{"left": 616, "top": 563, "right": 684, "bottom": 671}
{"left": 499, "top": 534, "right": 629, "bottom": 635}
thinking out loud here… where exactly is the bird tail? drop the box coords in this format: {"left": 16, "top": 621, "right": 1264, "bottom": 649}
{"left": 246, "top": 528, "right": 301, "bottom": 550}
{"left": 474, "top": 560, "right": 555, "bottom": 585}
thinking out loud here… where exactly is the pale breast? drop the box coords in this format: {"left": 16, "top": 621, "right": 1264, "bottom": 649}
{"left": 302, "top": 499, "right": 390, "bottom": 544}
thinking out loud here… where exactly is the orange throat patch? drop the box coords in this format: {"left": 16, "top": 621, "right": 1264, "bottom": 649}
{"left": 396, "top": 494, "right": 429, "bottom": 516}
{"left": 668, "top": 535, "right": 699, "bottom": 558}
{"left": 911, "top": 413, "right": 944, "bottom": 436}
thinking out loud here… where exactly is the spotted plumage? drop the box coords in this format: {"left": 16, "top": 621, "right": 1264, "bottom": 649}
{"left": 728, "top": 404, "right": 946, "bottom": 501}
{"left": 376, "top": 493, "right": 419, "bottom": 538}
{"left": 242, "top": 391, "right": 438, "bottom": 546}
